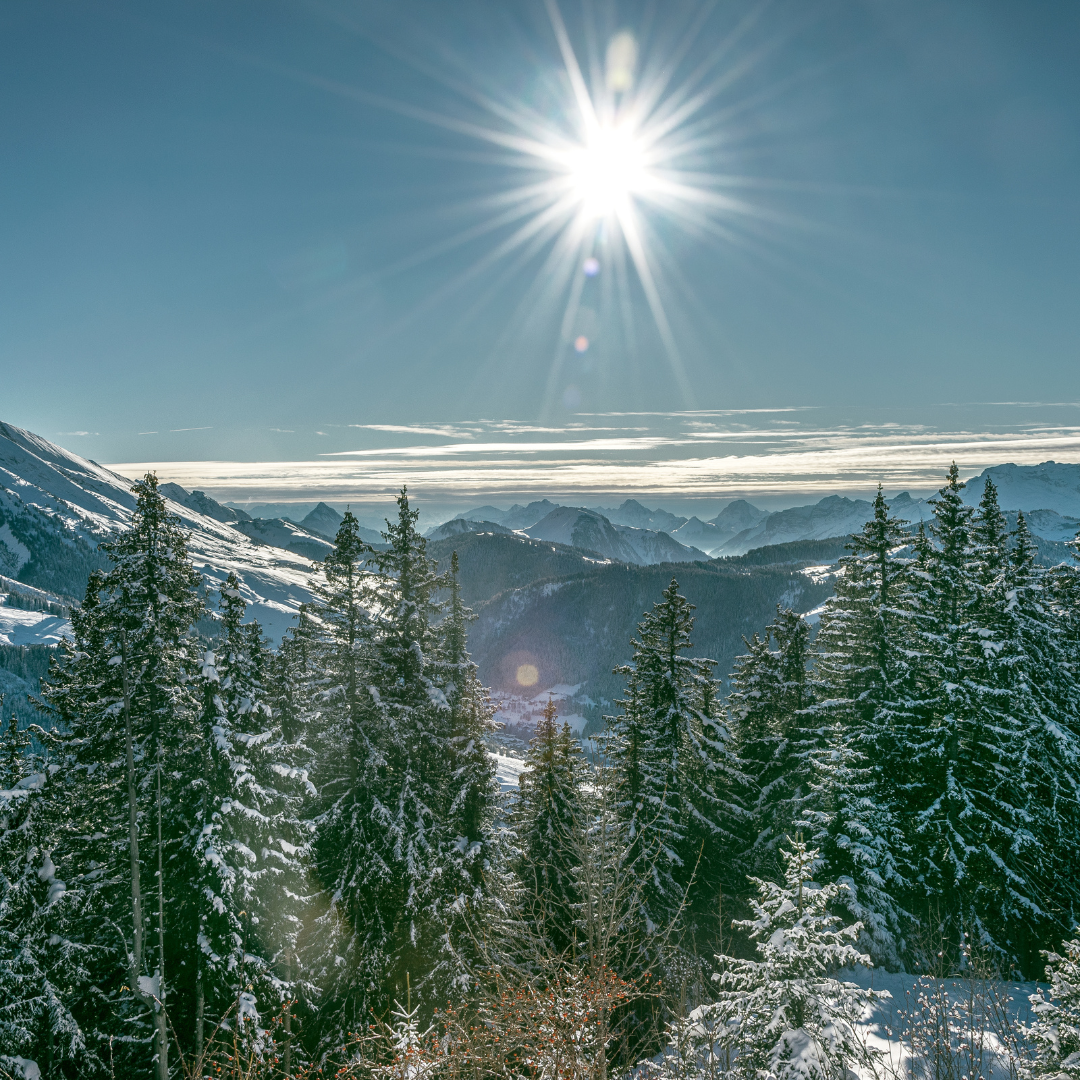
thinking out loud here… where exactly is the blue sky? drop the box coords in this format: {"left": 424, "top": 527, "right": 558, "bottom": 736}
{"left": 2, "top": 0, "right": 1079, "bottom": 507}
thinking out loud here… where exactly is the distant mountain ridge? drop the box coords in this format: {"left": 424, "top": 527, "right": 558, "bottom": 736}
{"left": 447, "top": 463, "right": 1080, "bottom": 559}
{"left": 445, "top": 501, "right": 710, "bottom": 564}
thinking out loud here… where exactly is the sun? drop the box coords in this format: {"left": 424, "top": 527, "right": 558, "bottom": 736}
{"left": 306, "top": 2, "right": 772, "bottom": 412}
{"left": 565, "top": 122, "right": 652, "bottom": 220}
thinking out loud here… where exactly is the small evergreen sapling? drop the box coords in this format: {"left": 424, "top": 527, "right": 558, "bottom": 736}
{"left": 707, "top": 837, "right": 882, "bottom": 1080}
{"left": 1022, "top": 938, "right": 1080, "bottom": 1080}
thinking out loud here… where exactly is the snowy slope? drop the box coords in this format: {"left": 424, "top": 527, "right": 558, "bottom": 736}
{"left": 0, "top": 421, "right": 314, "bottom": 643}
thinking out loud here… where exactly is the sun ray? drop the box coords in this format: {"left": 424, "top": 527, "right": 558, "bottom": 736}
{"left": 251, "top": 0, "right": 830, "bottom": 414}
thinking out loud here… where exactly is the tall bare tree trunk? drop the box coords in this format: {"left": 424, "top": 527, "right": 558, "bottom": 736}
{"left": 122, "top": 636, "right": 144, "bottom": 974}
{"left": 123, "top": 635, "right": 168, "bottom": 1077}
{"left": 195, "top": 966, "right": 204, "bottom": 1063}
{"left": 155, "top": 756, "right": 169, "bottom": 1080}
{"left": 283, "top": 951, "right": 292, "bottom": 1076}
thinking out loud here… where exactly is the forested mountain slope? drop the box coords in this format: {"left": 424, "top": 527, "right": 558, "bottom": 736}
{"left": 466, "top": 559, "right": 833, "bottom": 721}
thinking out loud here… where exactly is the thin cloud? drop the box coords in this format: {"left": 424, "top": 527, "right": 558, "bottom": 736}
{"left": 170, "top": 426, "right": 212, "bottom": 433}
{"left": 350, "top": 423, "right": 477, "bottom": 438}
{"left": 109, "top": 425, "right": 1080, "bottom": 503}
{"left": 322, "top": 437, "right": 676, "bottom": 457}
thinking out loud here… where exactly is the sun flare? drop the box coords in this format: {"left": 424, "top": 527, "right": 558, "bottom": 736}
{"left": 564, "top": 122, "right": 652, "bottom": 219}
{"left": 315, "top": 2, "right": 774, "bottom": 414}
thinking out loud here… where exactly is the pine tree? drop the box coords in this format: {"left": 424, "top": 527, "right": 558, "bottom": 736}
{"left": 729, "top": 606, "right": 814, "bottom": 881}
{"left": 998, "top": 514, "right": 1080, "bottom": 958}
{"left": 0, "top": 704, "right": 97, "bottom": 1076}
{"left": 431, "top": 550, "right": 500, "bottom": 994}
{"left": 42, "top": 473, "right": 205, "bottom": 1078}
{"left": 706, "top": 838, "right": 882, "bottom": 1080}
{"left": 187, "top": 574, "right": 313, "bottom": 1058}
{"left": 310, "top": 490, "right": 456, "bottom": 1039}
{"left": 1022, "top": 938, "right": 1080, "bottom": 1080}
{"left": 363, "top": 489, "right": 450, "bottom": 1005}
{"left": 905, "top": 465, "right": 1039, "bottom": 968}
{"left": 512, "top": 697, "right": 589, "bottom": 955}
{"left": 304, "top": 508, "right": 382, "bottom": 1043}
{"left": 801, "top": 488, "right": 912, "bottom": 966}
{"left": 608, "top": 579, "right": 744, "bottom": 953}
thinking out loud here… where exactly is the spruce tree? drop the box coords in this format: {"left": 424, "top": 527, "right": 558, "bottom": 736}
{"left": 512, "top": 697, "right": 589, "bottom": 955}
{"left": 801, "top": 488, "right": 912, "bottom": 966}
{"left": 310, "top": 491, "right": 457, "bottom": 1040}
{"left": 188, "top": 574, "right": 313, "bottom": 1057}
{"left": 706, "top": 838, "right": 882, "bottom": 1080}
{"left": 729, "top": 606, "right": 814, "bottom": 881}
{"left": 1022, "top": 938, "right": 1080, "bottom": 1080}
{"left": 608, "top": 578, "right": 743, "bottom": 953}
{"left": 905, "top": 465, "right": 1038, "bottom": 968}
{"left": 431, "top": 550, "right": 500, "bottom": 994}
{"left": 42, "top": 473, "right": 205, "bottom": 1078}
{"left": 0, "top": 710, "right": 95, "bottom": 1075}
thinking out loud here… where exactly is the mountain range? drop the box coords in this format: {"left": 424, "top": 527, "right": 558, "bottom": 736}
{"left": 2, "top": 419, "right": 1079, "bottom": 736}
{"left": 436, "top": 469, "right": 1080, "bottom": 562}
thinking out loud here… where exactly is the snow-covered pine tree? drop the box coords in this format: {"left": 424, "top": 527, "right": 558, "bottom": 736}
{"left": 905, "top": 465, "right": 1037, "bottom": 969}
{"left": 997, "top": 514, "right": 1080, "bottom": 960}
{"left": 1022, "top": 938, "right": 1080, "bottom": 1080}
{"left": 729, "top": 606, "right": 814, "bottom": 882}
{"left": 0, "top": 717, "right": 95, "bottom": 1080}
{"left": 0, "top": 705, "right": 94, "bottom": 1076}
{"left": 608, "top": 579, "right": 744, "bottom": 957}
{"left": 310, "top": 491, "right": 454, "bottom": 1041}
{"left": 42, "top": 473, "right": 205, "bottom": 1078}
{"left": 269, "top": 605, "right": 320, "bottom": 746}
{"left": 801, "top": 487, "right": 912, "bottom": 966}
{"left": 430, "top": 550, "right": 500, "bottom": 995}
{"left": 303, "top": 508, "right": 383, "bottom": 1044}
{"left": 363, "top": 489, "right": 450, "bottom": 1007}
{"left": 511, "top": 697, "right": 589, "bottom": 955}
{"left": 706, "top": 837, "right": 882, "bottom": 1080}
{"left": 187, "top": 574, "right": 314, "bottom": 1059}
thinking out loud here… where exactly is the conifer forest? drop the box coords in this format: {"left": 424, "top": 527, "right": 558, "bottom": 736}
{"left": 4, "top": 464, "right": 1080, "bottom": 1080}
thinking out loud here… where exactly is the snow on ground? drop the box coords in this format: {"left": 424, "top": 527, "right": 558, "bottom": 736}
{"left": 0, "top": 606, "right": 71, "bottom": 647}
{"left": 491, "top": 752, "right": 527, "bottom": 791}
{"left": 844, "top": 967, "right": 1039, "bottom": 1078}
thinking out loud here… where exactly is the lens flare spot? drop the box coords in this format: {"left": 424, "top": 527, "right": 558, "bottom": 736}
{"left": 605, "top": 30, "right": 638, "bottom": 94}
{"left": 583, "top": 257, "right": 600, "bottom": 277}
{"left": 574, "top": 335, "right": 589, "bottom": 353}
{"left": 516, "top": 663, "right": 539, "bottom": 687}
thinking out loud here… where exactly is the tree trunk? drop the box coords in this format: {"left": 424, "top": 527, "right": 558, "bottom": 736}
{"left": 283, "top": 951, "right": 292, "bottom": 1076}
{"left": 155, "top": 757, "right": 169, "bottom": 1080}
{"left": 195, "top": 967, "right": 205, "bottom": 1064}
{"left": 122, "top": 635, "right": 144, "bottom": 974}
{"left": 123, "top": 634, "right": 169, "bottom": 1077}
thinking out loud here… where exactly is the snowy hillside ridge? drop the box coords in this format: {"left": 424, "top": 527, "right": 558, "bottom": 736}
{"left": 0, "top": 420, "right": 316, "bottom": 642}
